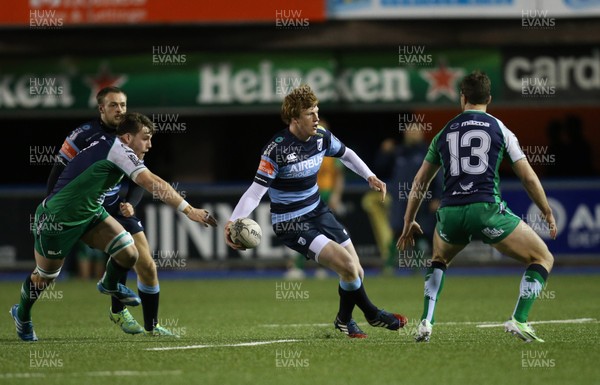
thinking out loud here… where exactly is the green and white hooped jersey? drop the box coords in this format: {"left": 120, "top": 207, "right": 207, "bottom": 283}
{"left": 45, "top": 136, "right": 147, "bottom": 226}
{"left": 426, "top": 110, "right": 525, "bottom": 208}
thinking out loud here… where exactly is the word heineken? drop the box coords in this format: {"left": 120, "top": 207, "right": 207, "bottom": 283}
{"left": 198, "top": 60, "right": 412, "bottom": 104}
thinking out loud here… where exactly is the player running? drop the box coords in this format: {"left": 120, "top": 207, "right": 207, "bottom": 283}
{"left": 397, "top": 71, "right": 556, "bottom": 343}
{"left": 11, "top": 112, "right": 217, "bottom": 341}
{"left": 224, "top": 84, "right": 407, "bottom": 338}
{"left": 46, "top": 87, "right": 172, "bottom": 336}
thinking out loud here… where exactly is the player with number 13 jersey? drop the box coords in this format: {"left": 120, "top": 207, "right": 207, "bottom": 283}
{"left": 427, "top": 110, "right": 525, "bottom": 208}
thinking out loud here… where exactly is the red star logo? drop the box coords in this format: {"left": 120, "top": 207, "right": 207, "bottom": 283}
{"left": 84, "top": 62, "right": 128, "bottom": 107}
{"left": 419, "top": 63, "right": 464, "bottom": 102}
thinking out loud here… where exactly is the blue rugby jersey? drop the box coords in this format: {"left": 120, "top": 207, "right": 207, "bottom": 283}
{"left": 426, "top": 110, "right": 525, "bottom": 207}
{"left": 254, "top": 126, "right": 345, "bottom": 224}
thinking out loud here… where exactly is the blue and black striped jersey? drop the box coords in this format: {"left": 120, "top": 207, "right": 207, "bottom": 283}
{"left": 426, "top": 110, "right": 525, "bottom": 207}
{"left": 254, "top": 126, "right": 345, "bottom": 224}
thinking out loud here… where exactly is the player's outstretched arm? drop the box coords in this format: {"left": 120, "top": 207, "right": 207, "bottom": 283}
{"left": 133, "top": 169, "right": 217, "bottom": 228}
{"left": 339, "top": 147, "right": 386, "bottom": 201}
{"left": 511, "top": 159, "right": 557, "bottom": 239}
{"left": 397, "top": 160, "right": 440, "bottom": 250}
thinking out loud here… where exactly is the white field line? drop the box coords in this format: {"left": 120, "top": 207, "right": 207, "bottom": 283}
{"left": 261, "top": 323, "right": 331, "bottom": 327}
{"left": 146, "top": 339, "right": 301, "bottom": 351}
{"left": 476, "top": 318, "right": 597, "bottom": 328}
{"left": 259, "top": 318, "right": 597, "bottom": 329}
{"left": 0, "top": 370, "right": 182, "bottom": 379}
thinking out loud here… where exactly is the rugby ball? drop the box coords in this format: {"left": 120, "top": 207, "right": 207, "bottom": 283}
{"left": 229, "top": 218, "right": 262, "bottom": 249}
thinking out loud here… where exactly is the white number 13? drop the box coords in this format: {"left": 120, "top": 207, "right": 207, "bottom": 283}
{"left": 446, "top": 130, "right": 491, "bottom": 176}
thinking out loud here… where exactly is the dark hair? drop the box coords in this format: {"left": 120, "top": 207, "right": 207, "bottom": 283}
{"left": 281, "top": 84, "right": 318, "bottom": 125}
{"left": 116, "top": 112, "right": 155, "bottom": 136}
{"left": 460, "top": 71, "right": 491, "bottom": 105}
{"left": 96, "top": 86, "right": 126, "bottom": 105}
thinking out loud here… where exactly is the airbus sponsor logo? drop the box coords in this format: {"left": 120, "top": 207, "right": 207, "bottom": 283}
{"left": 287, "top": 154, "right": 323, "bottom": 173}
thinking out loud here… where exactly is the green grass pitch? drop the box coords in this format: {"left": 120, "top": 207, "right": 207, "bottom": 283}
{"left": 1, "top": 273, "right": 598, "bottom": 385}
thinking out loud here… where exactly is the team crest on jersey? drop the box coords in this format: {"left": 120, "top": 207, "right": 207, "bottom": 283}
{"left": 317, "top": 138, "right": 323, "bottom": 151}
{"left": 450, "top": 122, "right": 460, "bottom": 130}
{"left": 286, "top": 153, "right": 298, "bottom": 163}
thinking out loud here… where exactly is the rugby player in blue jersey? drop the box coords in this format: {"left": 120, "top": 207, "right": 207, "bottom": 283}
{"left": 225, "top": 84, "right": 407, "bottom": 338}
{"left": 45, "top": 87, "right": 175, "bottom": 336}
{"left": 397, "top": 71, "right": 556, "bottom": 343}
{"left": 11, "top": 112, "right": 217, "bottom": 341}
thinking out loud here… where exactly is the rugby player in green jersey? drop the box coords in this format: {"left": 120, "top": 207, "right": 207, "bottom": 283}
{"left": 398, "top": 71, "right": 556, "bottom": 343}
{"left": 11, "top": 112, "right": 216, "bottom": 341}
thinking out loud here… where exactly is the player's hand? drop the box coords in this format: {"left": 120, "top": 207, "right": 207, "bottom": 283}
{"left": 224, "top": 220, "right": 246, "bottom": 250}
{"left": 119, "top": 202, "right": 135, "bottom": 217}
{"left": 544, "top": 211, "right": 558, "bottom": 240}
{"left": 186, "top": 208, "right": 217, "bottom": 227}
{"left": 397, "top": 220, "right": 423, "bottom": 250}
{"left": 367, "top": 176, "right": 386, "bottom": 202}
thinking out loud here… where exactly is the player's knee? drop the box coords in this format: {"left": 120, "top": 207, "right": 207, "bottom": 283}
{"left": 358, "top": 266, "right": 365, "bottom": 280}
{"left": 431, "top": 254, "right": 450, "bottom": 267}
{"left": 134, "top": 255, "right": 158, "bottom": 281}
{"left": 105, "top": 231, "right": 137, "bottom": 266}
{"left": 338, "top": 255, "right": 359, "bottom": 278}
{"left": 32, "top": 265, "right": 61, "bottom": 287}
{"left": 537, "top": 249, "right": 554, "bottom": 271}
{"left": 120, "top": 246, "right": 139, "bottom": 267}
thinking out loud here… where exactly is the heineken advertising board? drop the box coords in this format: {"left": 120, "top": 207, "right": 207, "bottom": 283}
{"left": 1, "top": 46, "right": 598, "bottom": 115}
{"left": 0, "top": 49, "right": 499, "bottom": 115}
